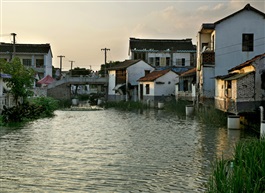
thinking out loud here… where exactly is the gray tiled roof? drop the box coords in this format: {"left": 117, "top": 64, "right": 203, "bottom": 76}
{"left": 129, "top": 38, "right": 195, "bottom": 51}
{"left": 0, "top": 43, "right": 51, "bottom": 54}
{"left": 107, "top": 59, "right": 142, "bottom": 70}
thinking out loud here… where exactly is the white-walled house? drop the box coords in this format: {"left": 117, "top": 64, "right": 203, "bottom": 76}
{"left": 0, "top": 43, "right": 53, "bottom": 80}
{"left": 215, "top": 53, "right": 265, "bottom": 114}
{"left": 129, "top": 38, "right": 196, "bottom": 67}
{"left": 108, "top": 59, "right": 155, "bottom": 101}
{"left": 138, "top": 69, "right": 179, "bottom": 107}
{"left": 197, "top": 4, "right": 265, "bottom": 104}
{"left": 176, "top": 68, "right": 196, "bottom": 102}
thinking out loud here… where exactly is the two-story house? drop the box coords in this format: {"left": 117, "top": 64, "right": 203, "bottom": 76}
{"left": 129, "top": 38, "right": 196, "bottom": 67}
{"left": 197, "top": 4, "right": 265, "bottom": 104}
{"left": 0, "top": 43, "right": 53, "bottom": 82}
{"left": 108, "top": 59, "right": 155, "bottom": 101}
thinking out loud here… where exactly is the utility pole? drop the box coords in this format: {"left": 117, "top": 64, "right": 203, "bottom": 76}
{"left": 11, "top": 33, "right": 16, "bottom": 59}
{"left": 69, "top": 60, "right": 74, "bottom": 76}
{"left": 101, "top": 48, "right": 110, "bottom": 76}
{"left": 57, "top": 55, "right": 65, "bottom": 76}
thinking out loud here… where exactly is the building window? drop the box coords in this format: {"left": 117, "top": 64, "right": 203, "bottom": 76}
{"left": 146, "top": 84, "right": 150, "bottom": 94}
{"left": 183, "top": 80, "right": 188, "bottom": 91}
{"left": 155, "top": 57, "right": 160, "bottom": 66}
{"left": 261, "top": 72, "right": 265, "bottom": 90}
{"left": 176, "top": 58, "right": 185, "bottom": 66}
{"left": 149, "top": 57, "right": 154, "bottom": 65}
{"left": 145, "top": 70, "right": 150, "bottom": 76}
{"left": 242, "top": 33, "right": 254, "bottom": 52}
{"left": 23, "top": 59, "right": 31, "bottom": 66}
{"left": 166, "top": 57, "right": 170, "bottom": 66}
{"left": 36, "top": 59, "right": 44, "bottom": 68}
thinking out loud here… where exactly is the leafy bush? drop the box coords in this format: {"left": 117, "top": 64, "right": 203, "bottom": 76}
{"left": 29, "top": 97, "right": 59, "bottom": 117}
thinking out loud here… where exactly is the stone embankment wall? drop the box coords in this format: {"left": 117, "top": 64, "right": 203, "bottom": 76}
{"left": 47, "top": 83, "right": 71, "bottom": 100}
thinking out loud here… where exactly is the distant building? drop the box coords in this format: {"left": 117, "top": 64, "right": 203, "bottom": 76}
{"left": 129, "top": 38, "right": 196, "bottom": 67}
{"left": 176, "top": 68, "right": 196, "bottom": 102}
{"left": 0, "top": 43, "right": 53, "bottom": 82}
{"left": 138, "top": 69, "right": 179, "bottom": 107}
{"left": 196, "top": 4, "right": 265, "bottom": 104}
{"left": 107, "top": 59, "right": 155, "bottom": 101}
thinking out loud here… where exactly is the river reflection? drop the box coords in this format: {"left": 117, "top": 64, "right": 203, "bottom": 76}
{"left": 0, "top": 109, "right": 256, "bottom": 192}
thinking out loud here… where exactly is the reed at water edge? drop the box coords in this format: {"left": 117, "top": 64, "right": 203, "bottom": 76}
{"left": 206, "top": 139, "right": 265, "bottom": 193}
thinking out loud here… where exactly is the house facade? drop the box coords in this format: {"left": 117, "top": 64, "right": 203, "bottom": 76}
{"left": 108, "top": 59, "right": 155, "bottom": 101}
{"left": 176, "top": 68, "right": 196, "bottom": 102}
{"left": 197, "top": 4, "right": 265, "bottom": 104}
{"left": 0, "top": 43, "right": 53, "bottom": 80}
{"left": 129, "top": 38, "right": 196, "bottom": 67}
{"left": 215, "top": 53, "right": 265, "bottom": 114}
{"left": 138, "top": 69, "right": 179, "bottom": 107}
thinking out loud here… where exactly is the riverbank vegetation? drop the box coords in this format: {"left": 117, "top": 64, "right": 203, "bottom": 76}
{"left": 1, "top": 97, "right": 59, "bottom": 124}
{"left": 207, "top": 139, "right": 265, "bottom": 192}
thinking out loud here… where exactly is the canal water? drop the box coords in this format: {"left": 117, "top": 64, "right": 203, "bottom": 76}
{"left": 0, "top": 109, "right": 257, "bottom": 192}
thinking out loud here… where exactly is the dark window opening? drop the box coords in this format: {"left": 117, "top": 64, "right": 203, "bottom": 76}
{"left": 261, "top": 72, "right": 265, "bottom": 90}
{"left": 155, "top": 57, "right": 160, "bottom": 66}
{"left": 242, "top": 33, "right": 254, "bottom": 52}
{"left": 146, "top": 84, "right": 150, "bottom": 94}
{"left": 36, "top": 59, "right": 44, "bottom": 68}
{"left": 166, "top": 57, "right": 170, "bottom": 66}
{"left": 183, "top": 80, "right": 188, "bottom": 91}
{"left": 23, "top": 59, "right": 31, "bottom": 66}
{"left": 145, "top": 70, "right": 150, "bottom": 76}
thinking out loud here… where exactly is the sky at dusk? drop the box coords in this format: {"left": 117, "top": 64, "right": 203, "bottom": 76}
{"left": 0, "top": 0, "right": 264, "bottom": 71}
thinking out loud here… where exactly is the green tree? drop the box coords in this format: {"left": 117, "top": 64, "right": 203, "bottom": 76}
{"left": 70, "top": 67, "right": 92, "bottom": 76}
{"left": 0, "top": 57, "right": 35, "bottom": 105}
{"left": 99, "top": 61, "right": 120, "bottom": 77}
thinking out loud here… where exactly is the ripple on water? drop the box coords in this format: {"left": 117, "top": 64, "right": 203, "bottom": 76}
{"left": 0, "top": 109, "right": 256, "bottom": 192}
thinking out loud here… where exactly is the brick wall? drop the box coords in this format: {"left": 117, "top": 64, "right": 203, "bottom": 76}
{"left": 47, "top": 83, "right": 71, "bottom": 100}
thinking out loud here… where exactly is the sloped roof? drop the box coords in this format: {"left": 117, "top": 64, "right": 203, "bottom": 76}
{"left": 155, "top": 66, "right": 190, "bottom": 75}
{"left": 129, "top": 38, "right": 196, "bottom": 51}
{"left": 0, "top": 43, "right": 52, "bottom": 55}
{"left": 180, "top": 68, "right": 196, "bottom": 77}
{"left": 200, "top": 4, "right": 265, "bottom": 32}
{"left": 228, "top": 53, "right": 265, "bottom": 72}
{"left": 215, "top": 4, "right": 265, "bottom": 25}
{"left": 108, "top": 59, "right": 143, "bottom": 70}
{"left": 37, "top": 75, "right": 55, "bottom": 84}
{"left": 138, "top": 69, "right": 173, "bottom": 82}
{"left": 224, "top": 72, "right": 254, "bottom": 81}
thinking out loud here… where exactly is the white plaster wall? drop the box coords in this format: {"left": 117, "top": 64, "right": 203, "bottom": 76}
{"left": 127, "top": 61, "right": 155, "bottom": 86}
{"left": 45, "top": 50, "right": 53, "bottom": 76}
{"left": 215, "top": 10, "right": 265, "bottom": 76}
{"left": 203, "top": 66, "right": 215, "bottom": 98}
{"left": 172, "top": 53, "right": 191, "bottom": 66}
{"left": 154, "top": 71, "right": 179, "bottom": 96}
{"left": 108, "top": 70, "right": 116, "bottom": 95}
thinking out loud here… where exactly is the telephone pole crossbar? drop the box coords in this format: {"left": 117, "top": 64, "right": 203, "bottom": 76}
{"left": 101, "top": 48, "right": 110, "bottom": 76}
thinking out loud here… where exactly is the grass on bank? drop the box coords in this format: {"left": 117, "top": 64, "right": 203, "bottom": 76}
{"left": 207, "top": 139, "right": 265, "bottom": 193}
{"left": 105, "top": 101, "right": 148, "bottom": 111}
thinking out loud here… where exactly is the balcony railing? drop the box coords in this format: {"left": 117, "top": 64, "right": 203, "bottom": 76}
{"left": 202, "top": 51, "right": 215, "bottom": 65}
